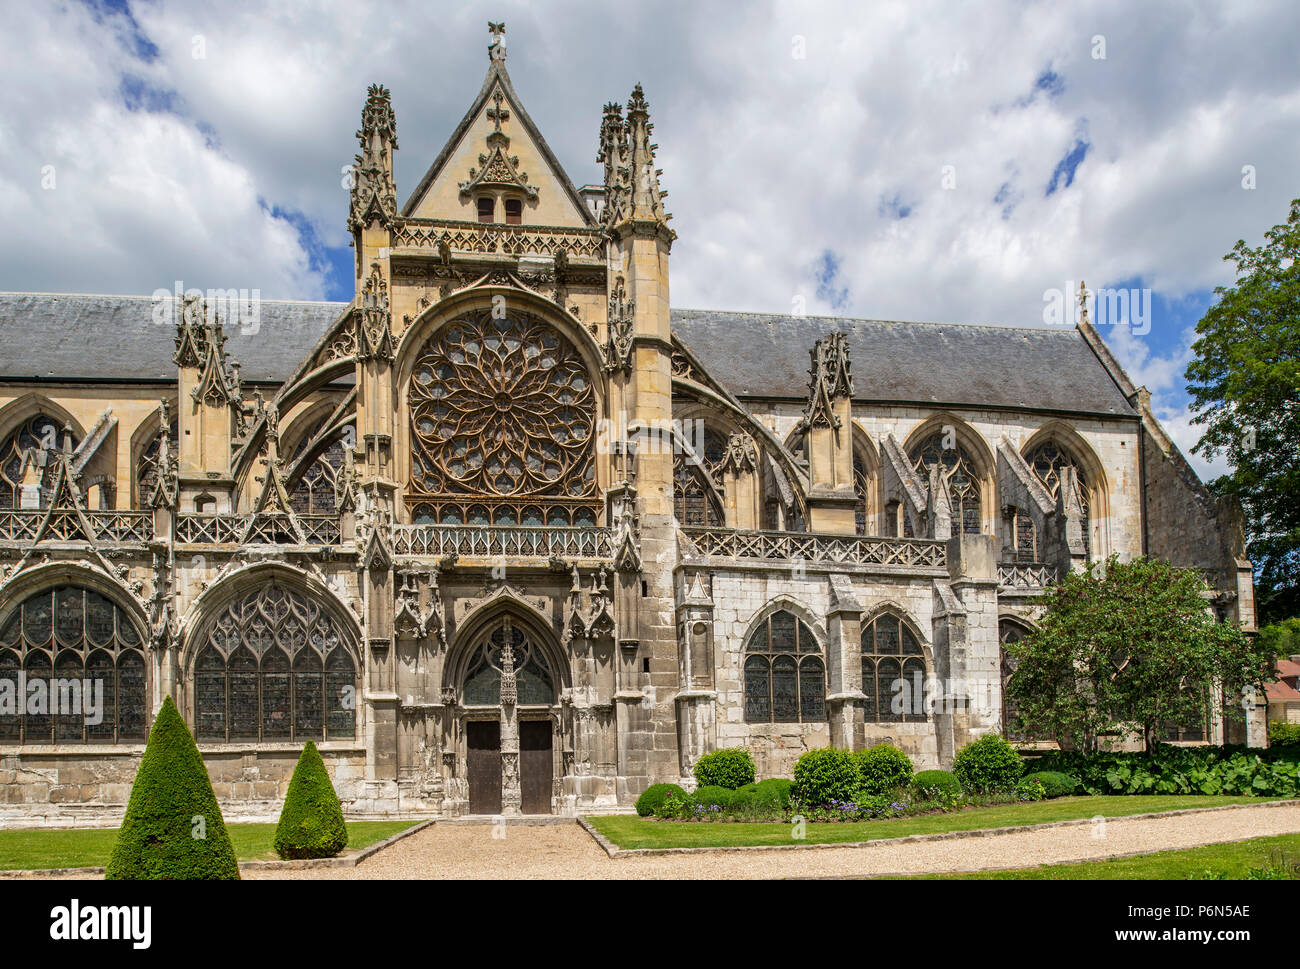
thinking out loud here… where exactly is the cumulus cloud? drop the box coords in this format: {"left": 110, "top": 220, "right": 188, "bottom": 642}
{"left": 2, "top": 0, "right": 1295, "bottom": 478}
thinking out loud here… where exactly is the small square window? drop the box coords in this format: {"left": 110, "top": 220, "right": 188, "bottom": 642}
{"left": 504, "top": 198, "right": 522, "bottom": 224}
{"left": 477, "top": 197, "right": 494, "bottom": 223}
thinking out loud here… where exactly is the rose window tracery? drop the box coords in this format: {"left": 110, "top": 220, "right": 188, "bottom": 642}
{"left": 408, "top": 312, "right": 597, "bottom": 524}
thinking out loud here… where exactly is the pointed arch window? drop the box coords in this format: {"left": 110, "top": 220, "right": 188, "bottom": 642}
{"left": 0, "top": 585, "right": 146, "bottom": 744}
{"left": 999, "top": 619, "right": 1034, "bottom": 742}
{"left": 461, "top": 619, "right": 555, "bottom": 706}
{"left": 1025, "top": 441, "right": 1091, "bottom": 559}
{"left": 194, "top": 583, "right": 356, "bottom": 742}
{"left": 862, "top": 613, "right": 929, "bottom": 722}
{"left": 743, "top": 611, "right": 824, "bottom": 723}
{"left": 909, "top": 432, "right": 982, "bottom": 535}
{"left": 853, "top": 453, "right": 870, "bottom": 535}
{"left": 673, "top": 425, "right": 726, "bottom": 527}
{"left": 408, "top": 311, "right": 598, "bottom": 525}
{"left": 0, "top": 416, "right": 80, "bottom": 509}
{"left": 135, "top": 416, "right": 178, "bottom": 508}
{"left": 287, "top": 418, "right": 352, "bottom": 515}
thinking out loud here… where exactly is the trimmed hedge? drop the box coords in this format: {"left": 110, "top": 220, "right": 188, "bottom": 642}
{"left": 691, "top": 785, "right": 736, "bottom": 809}
{"left": 952, "top": 735, "right": 1024, "bottom": 794}
{"left": 273, "top": 741, "right": 349, "bottom": 859}
{"left": 106, "top": 696, "right": 240, "bottom": 880}
{"left": 754, "top": 777, "right": 794, "bottom": 809}
{"left": 792, "top": 748, "right": 861, "bottom": 807}
{"left": 912, "top": 769, "right": 962, "bottom": 800}
{"left": 1022, "top": 770, "right": 1079, "bottom": 799}
{"left": 1032, "top": 744, "right": 1300, "bottom": 797}
{"left": 636, "top": 783, "right": 686, "bottom": 817}
{"left": 854, "top": 744, "right": 914, "bottom": 796}
{"left": 693, "top": 747, "right": 756, "bottom": 789}
{"left": 1269, "top": 721, "right": 1300, "bottom": 748}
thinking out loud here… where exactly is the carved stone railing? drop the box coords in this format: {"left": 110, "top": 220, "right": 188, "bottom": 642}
{"left": 997, "top": 563, "right": 1059, "bottom": 591}
{"left": 391, "top": 218, "right": 606, "bottom": 261}
{"left": 0, "top": 510, "right": 153, "bottom": 544}
{"left": 679, "top": 527, "right": 948, "bottom": 571}
{"left": 175, "top": 513, "right": 340, "bottom": 546}
{"left": 392, "top": 524, "right": 612, "bottom": 559}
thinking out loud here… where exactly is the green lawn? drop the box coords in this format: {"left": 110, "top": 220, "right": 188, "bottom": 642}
{"left": 0, "top": 820, "right": 419, "bottom": 871}
{"left": 906, "top": 832, "right": 1300, "bottom": 879}
{"left": 586, "top": 796, "right": 1281, "bottom": 850}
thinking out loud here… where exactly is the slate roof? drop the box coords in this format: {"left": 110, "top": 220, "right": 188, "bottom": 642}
{"left": 672, "top": 309, "right": 1136, "bottom": 417}
{"left": 0, "top": 293, "right": 1135, "bottom": 417}
{"left": 0, "top": 292, "right": 348, "bottom": 383}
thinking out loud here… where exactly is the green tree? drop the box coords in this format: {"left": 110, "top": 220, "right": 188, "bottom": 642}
{"left": 1258, "top": 616, "right": 1300, "bottom": 660}
{"left": 1185, "top": 198, "right": 1300, "bottom": 624}
{"left": 273, "top": 741, "right": 348, "bottom": 859}
{"left": 1005, "top": 556, "right": 1277, "bottom": 754}
{"left": 106, "top": 696, "right": 240, "bottom": 880}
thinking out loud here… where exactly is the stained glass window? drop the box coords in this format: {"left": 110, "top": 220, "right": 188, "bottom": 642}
{"left": 909, "top": 432, "right": 983, "bottom": 535}
{"left": 135, "top": 416, "right": 178, "bottom": 508}
{"left": 999, "top": 620, "right": 1033, "bottom": 742}
{"left": 194, "top": 584, "right": 356, "bottom": 742}
{"left": 1025, "top": 441, "right": 1092, "bottom": 559}
{"left": 0, "top": 416, "right": 80, "bottom": 509}
{"left": 408, "top": 312, "right": 598, "bottom": 525}
{"left": 862, "top": 614, "right": 928, "bottom": 722}
{"left": 287, "top": 419, "right": 351, "bottom": 515}
{"left": 673, "top": 425, "right": 725, "bottom": 527}
{"left": 0, "top": 585, "right": 146, "bottom": 743}
{"left": 743, "top": 611, "right": 824, "bottom": 723}
{"left": 460, "top": 620, "right": 556, "bottom": 706}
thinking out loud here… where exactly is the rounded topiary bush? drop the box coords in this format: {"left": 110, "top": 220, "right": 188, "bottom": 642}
{"left": 106, "top": 696, "right": 240, "bottom": 880}
{"left": 635, "top": 783, "right": 687, "bottom": 817}
{"left": 952, "top": 734, "right": 1024, "bottom": 794}
{"left": 693, "top": 747, "right": 756, "bottom": 789}
{"left": 691, "top": 785, "right": 735, "bottom": 810}
{"left": 854, "top": 744, "right": 915, "bottom": 796}
{"left": 792, "top": 748, "right": 860, "bottom": 807}
{"left": 273, "top": 741, "right": 349, "bottom": 860}
{"left": 1022, "top": 770, "right": 1078, "bottom": 799}
{"left": 912, "top": 769, "right": 962, "bottom": 800}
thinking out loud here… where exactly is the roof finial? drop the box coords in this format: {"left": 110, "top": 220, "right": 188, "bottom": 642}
{"left": 1077, "top": 279, "right": 1089, "bottom": 326}
{"left": 488, "top": 21, "right": 506, "bottom": 61}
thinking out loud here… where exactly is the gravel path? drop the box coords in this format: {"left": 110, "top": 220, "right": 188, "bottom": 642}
{"left": 242, "top": 804, "right": 1300, "bottom": 879}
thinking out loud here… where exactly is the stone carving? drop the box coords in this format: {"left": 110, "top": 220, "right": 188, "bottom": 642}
{"left": 604, "top": 275, "right": 635, "bottom": 372}
{"left": 800, "top": 333, "right": 853, "bottom": 431}
{"left": 146, "top": 399, "right": 179, "bottom": 510}
{"left": 348, "top": 84, "right": 398, "bottom": 234}
{"left": 356, "top": 262, "right": 395, "bottom": 362}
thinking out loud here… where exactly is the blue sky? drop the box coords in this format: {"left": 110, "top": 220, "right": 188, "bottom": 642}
{"left": 3, "top": 0, "right": 1298, "bottom": 480}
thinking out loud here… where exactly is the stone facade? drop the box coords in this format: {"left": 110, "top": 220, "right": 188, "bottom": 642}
{"left": 0, "top": 26, "right": 1262, "bottom": 825}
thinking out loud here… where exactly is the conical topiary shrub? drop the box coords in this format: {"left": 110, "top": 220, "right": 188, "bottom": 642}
{"left": 106, "top": 696, "right": 240, "bottom": 880}
{"left": 273, "top": 741, "right": 348, "bottom": 859}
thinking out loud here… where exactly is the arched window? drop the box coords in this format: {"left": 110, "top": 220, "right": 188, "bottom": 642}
{"left": 999, "top": 619, "right": 1033, "bottom": 741}
{"left": 1008, "top": 506, "right": 1037, "bottom": 561}
{"left": 194, "top": 583, "right": 356, "bottom": 742}
{"left": 135, "top": 416, "right": 178, "bottom": 508}
{"left": 1025, "top": 441, "right": 1091, "bottom": 558}
{"left": 0, "top": 416, "right": 80, "bottom": 509}
{"left": 0, "top": 585, "right": 146, "bottom": 743}
{"left": 909, "top": 431, "right": 983, "bottom": 535}
{"left": 743, "top": 610, "right": 824, "bottom": 723}
{"left": 853, "top": 454, "right": 870, "bottom": 536}
{"left": 862, "top": 613, "right": 928, "bottom": 722}
{"left": 673, "top": 425, "right": 725, "bottom": 527}
{"left": 408, "top": 311, "right": 598, "bottom": 526}
{"left": 461, "top": 618, "right": 555, "bottom": 706}
{"left": 287, "top": 419, "right": 351, "bottom": 515}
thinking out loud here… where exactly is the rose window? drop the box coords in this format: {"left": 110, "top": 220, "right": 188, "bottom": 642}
{"left": 408, "top": 312, "right": 597, "bottom": 524}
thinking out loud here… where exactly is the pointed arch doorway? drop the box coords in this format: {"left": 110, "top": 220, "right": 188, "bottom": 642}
{"left": 459, "top": 615, "right": 558, "bottom": 815}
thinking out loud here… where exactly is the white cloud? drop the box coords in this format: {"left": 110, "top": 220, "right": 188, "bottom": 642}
{"left": 2, "top": 0, "right": 1295, "bottom": 478}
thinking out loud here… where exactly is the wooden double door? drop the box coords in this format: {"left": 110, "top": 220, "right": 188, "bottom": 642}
{"left": 466, "top": 719, "right": 553, "bottom": 815}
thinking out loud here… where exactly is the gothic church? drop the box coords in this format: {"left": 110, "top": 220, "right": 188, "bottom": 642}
{"left": 0, "top": 25, "right": 1259, "bottom": 820}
